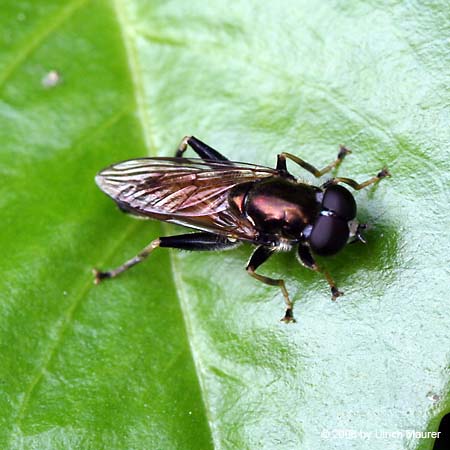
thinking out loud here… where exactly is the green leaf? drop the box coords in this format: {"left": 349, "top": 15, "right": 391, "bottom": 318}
{"left": 1, "top": 1, "right": 449, "bottom": 449}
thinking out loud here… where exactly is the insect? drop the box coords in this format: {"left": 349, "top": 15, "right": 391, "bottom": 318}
{"left": 94, "top": 136, "right": 390, "bottom": 322}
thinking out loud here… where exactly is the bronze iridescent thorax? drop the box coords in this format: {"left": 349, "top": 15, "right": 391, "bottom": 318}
{"left": 229, "top": 178, "right": 321, "bottom": 241}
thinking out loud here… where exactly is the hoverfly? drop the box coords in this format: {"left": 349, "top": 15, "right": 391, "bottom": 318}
{"left": 94, "top": 136, "right": 390, "bottom": 322}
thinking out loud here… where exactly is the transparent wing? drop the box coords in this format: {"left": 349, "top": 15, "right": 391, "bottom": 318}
{"left": 96, "top": 157, "right": 277, "bottom": 239}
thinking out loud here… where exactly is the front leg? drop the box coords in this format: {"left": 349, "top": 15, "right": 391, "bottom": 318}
{"left": 297, "top": 244, "right": 343, "bottom": 300}
{"left": 276, "top": 145, "right": 351, "bottom": 177}
{"left": 324, "top": 168, "right": 391, "bottom": 191}
{"left": 246, "top": 245, "right": 295, "bottom": 323}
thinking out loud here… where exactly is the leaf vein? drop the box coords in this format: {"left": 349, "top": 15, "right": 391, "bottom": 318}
{"left": 113, "top": 0, "right": 157, "bottom": 154}
{"left": 0, "top": 0, "right": 90, "bottom": 89}
{"left": 13, "top": 220, "right": 144, "bottom": 429}
{"left": 72, "top": 104, "right": 133, "bottom": 150}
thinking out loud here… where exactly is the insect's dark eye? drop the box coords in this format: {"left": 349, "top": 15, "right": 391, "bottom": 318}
{"left": 309, "top": 215, "right": 349, "bottom": 256}
{"left": 322, "top": 185, "right": 356, "bottom": 220}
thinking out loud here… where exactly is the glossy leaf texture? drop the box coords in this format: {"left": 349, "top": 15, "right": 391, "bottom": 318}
{"left": 1, "top": 1, "right": 449, "bottom": 449}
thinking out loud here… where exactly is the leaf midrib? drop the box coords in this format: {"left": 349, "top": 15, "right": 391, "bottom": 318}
{"left": 4, "top": 0, "right": 214, "bottom": 446}
{"left": 112, "top": 0, "right": 216, "bottom": 447}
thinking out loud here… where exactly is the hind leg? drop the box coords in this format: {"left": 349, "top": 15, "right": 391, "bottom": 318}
{"left": 94, "top": 232, "right": 239, "bottom": 283}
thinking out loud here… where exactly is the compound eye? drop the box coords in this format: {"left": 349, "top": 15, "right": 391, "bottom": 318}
{"left": 309, "top": 215, "right": 349, "bottom": 256}
{"left": 322, "top": 185, "right": 356, "bottom": 220}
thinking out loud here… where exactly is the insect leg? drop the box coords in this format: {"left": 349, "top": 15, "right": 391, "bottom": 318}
{"left": 93, "top": 233, "right": 239, "bottom": 284}
{"left": 175, "top": 136, "right": 230, "bottom": 161}
{"left": 93, "top": 238, "right": 161, "bottom": 283}
{"left": 276, "top": 145, "right": 351, "bottom": 177}
{"left": 246, "top": 245, "right": 295, "bottom": 323}
{"left": 297, "top": 244, "right": 343, "bottom": 300}
{"left": 324, "top": 168, "right": 391, "bottom": 190}
{"left": 159, "top": 232, "right": 240, "bottom": 250}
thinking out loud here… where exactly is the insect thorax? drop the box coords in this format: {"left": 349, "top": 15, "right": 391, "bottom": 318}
{"left": 229, "top": 178, "right": 321, "bottom": 241}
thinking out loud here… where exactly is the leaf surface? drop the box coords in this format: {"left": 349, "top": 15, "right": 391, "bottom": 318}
{"left": 0, "top": 1, "right": 449, "bottom": 449}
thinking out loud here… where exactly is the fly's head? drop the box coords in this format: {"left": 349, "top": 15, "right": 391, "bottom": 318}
{"left": 304, "top": 184, "right": 363, "bottom": 256}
